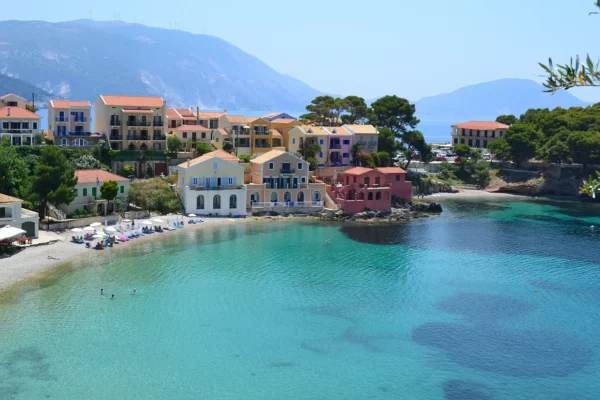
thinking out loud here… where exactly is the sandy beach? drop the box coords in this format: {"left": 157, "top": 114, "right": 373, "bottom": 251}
{"left": 0, "top": 216, "right": 250, "bottom": 293}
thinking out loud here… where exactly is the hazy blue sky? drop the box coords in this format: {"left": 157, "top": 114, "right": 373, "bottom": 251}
{"left": 3, "top": 0, "right": 600, "bottom": 102}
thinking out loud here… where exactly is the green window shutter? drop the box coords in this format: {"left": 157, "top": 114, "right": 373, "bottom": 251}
{"left": 83, "top": 188, "right": 87, "bottom": 197}
{"left": 120, "top": 185, "right": 124, "bottom": 194}
{"left": 92, "top": 187, "right": 97, "bottom": 198}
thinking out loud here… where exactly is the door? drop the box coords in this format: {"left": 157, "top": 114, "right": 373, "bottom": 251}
{"left": 293, "top": 177, "right": 298, "bottom": 188}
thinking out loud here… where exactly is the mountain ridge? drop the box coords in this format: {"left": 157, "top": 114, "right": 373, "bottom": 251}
{"left": 0, "top": 73, "right": 56, "bottom": 107}
{"left": 0, "top": 19, "right": 320, "bottom": 110}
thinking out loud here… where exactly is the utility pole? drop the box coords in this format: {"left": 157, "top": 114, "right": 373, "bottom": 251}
{"left": 32, "top": 92, "right": 35, "bottom": 111}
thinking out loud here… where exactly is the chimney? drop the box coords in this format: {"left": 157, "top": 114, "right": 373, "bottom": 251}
{"left": 224, "top": 109, "right": 227, "bottom": 114}
{"left": 187, "top": 158, "right": 191, "bottom": 168}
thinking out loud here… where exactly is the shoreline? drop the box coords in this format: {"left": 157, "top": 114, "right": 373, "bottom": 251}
{"left": 0, "top": 217, "right": 252, "bottom": 294}
{"left": 423, "top": 189, "right": 591, "bottom": 203}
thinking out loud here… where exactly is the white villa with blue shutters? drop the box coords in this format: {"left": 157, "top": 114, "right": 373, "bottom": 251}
{"left": 176, "top": 150, "right": 247, "bottom": 217}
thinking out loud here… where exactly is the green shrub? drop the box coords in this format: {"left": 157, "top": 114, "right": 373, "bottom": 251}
{"left": 129, "top": 178, "right": 180, "bottom": 214}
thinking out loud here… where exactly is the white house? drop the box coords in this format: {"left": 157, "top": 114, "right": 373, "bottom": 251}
{"left": 0, "top": 106, "right": 42, "bottom": 146}
{"left": 61, "top": 170, "right": 130, "bottom": 216}
{"left": 0, "top": 193, "right": 39, "bottom": 238}
{"left": 177, "top": 150, "right": 247, "bottom": 217}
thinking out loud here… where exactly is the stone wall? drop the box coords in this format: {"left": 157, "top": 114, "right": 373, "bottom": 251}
{"left": 250, "top": 206, "right": 324, "bottom": 216}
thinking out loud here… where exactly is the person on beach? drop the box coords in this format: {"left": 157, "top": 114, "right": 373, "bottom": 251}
{"left": 101, "top": 288, "right": 104, "bottom": 295}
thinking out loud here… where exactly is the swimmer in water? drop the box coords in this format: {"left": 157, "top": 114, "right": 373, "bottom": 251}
{"left": 101, "top": 288, "right": 104, "bottom": 295}
{"left": 133, "top": 288, "right": 137, "bottom": 294}
{"left": 325, "top": 239, "right": 331, "bottom": 244}
{"left": 111, "top": 294, "right": 115, "bottom": 300}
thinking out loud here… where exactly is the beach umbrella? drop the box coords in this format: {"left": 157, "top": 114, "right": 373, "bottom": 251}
{"left": 188, "top": 214, "right": 197, "bottom": 217}
{"left": 153, "top": 218, "right": 165, "bottom": 223}
{"left": 105, "top": 227, "right": 117, "bottom": 233}
{"left": 140, "top": 220, "right": 153, "bottom": 225}
{"left": 71, "top": 228, "right": 83, "bottom": 232}
{"left": 92, "top": 234, "right": 105, "bottom": 239}
{"left": 121, "top": 219, "right": 132, "bottom": 223}
{"left": 90, "top": 222, "right": 102, "bottom": 227}
{"left": 0, "top": 226, "right": 26, "bottom": 241}
{"left": 83, "top": 226, "right": 96, "bottom": 232}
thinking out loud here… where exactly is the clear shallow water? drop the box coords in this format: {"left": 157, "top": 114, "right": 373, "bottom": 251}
{"left": 2, "top": 199, "right": 600, "bottom": 399}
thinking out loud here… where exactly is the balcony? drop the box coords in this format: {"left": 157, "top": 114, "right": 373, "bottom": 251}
{"left": 0, "top": 129, "right": 35, "bottom": 134}
{"left": 110, "top": 134, "right": 123, "bottom": 141}
{"left": 280, "top": 168, "right": 295, "bottom": 174}
{"left": 127, "top": 121, "right": 152, "bottom": 127}
{"left": 189, "top": 185, "right": 244, "bottom": 191}
{"left": 153, "top": 136, "right": 166, "bottom": 141}
{"left": 54, "top": 131, "right": 93, "bottom": 137}
{"left": 55, "top": 117, "right": 69, "bottom": 122}
{"left": 127, "top": 135, "right": 149, "bottom": 141}
{"left": 110, "top": 119, "right": 121, "bottom": 126}
{"left": 329, "top": 143, "right": 342, "bottom": 149}
{"left": 153, "top": 120, "right": 163, "bottom": 127}
{"left": 73, "top": 117, "right": 87, "bottom": 123}
{"left": 254, "top": 143, "right": 270, "bottom": 148}
{"left": 254, "top": 130, "right": 269, "bottom": 136}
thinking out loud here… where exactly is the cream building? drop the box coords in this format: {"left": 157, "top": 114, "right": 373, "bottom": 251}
{"left": 218, "top": 114, "right": 251, "bottom": 156}
{"left": 0, "top": 93, "right": 34, "bottom": 111}
{"left": 246, "top": 149, "right": 326, "bottom": 208}
{"left": 287, "top": 126, "right": 329, "bottom": 166}
{"left": 451, "top": 121, "right": 509, "bottom": 149}
{"left": 343, "top": 124, "right": 378, "bottom": 154}
{"left": 177, "top": 150, "right": 246, "bottom": 216}
{"left": 61, "top": 170, "right": 130, "bottom": 216}
{"left": 48, "top": 100, "right": 95, "bottom": 147}
{"left": 0, "top": 106, "right": 42, "bottom": 146}
{"left": 0, "top": 193, "right": 39, "bottom": 238}
{"left": 95, "top": 95, "right": 167, "bottom": 151}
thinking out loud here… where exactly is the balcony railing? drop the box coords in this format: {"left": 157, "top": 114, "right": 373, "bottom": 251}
{"left": 153, "top": 136, "right": 166, "bottom": 141}
{"left": 280, "top": 168, "right": 295, "bottom": 174}
{"left": 153, "top": 120, "right": 163, "bottom": 126}
{"left": 55, "top": 117, "right": 69, "bottom": 122}
{"left": 73, "top": 117, "right": 87, "bottom": 123}
{"left": 110, "top": 119, "right": 121, "bottom": 126}
{"left": 260, "top": 183, "right": 308, "bottom": 190}
{"left": 254, "top": 130, "right": 269, "bottom": 135}
{"left": 329, "top": 143, "right": 342, "bottom": 149}
{"left": 0, "top": 129, "right": 35, "bottom": 134}
{"left": 189, "top": 185, "right": 244, "bottom": 191}
{"left": 54, "top": 131, "right": 93, "bottom": 136}
{"left": 127, "top": 121, "right": 152, "bottom": 127}
{"left": 127, "top": 135, "right": 149, "bottom": 141}
{"left": 110, "top": 135, "right": 123, "bottom": 141}
{"left": 254, "top": 143, "right": 270, "bottom": 148}
{"left": 251, "top": 201, "right": 324, "bottom": 208}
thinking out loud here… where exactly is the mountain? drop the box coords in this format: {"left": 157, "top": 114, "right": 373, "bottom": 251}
{"left": 0, "top": 19, "right": 320, "bottom": 110}
{"left": 0, "top": 73, "right": 55, "bottom": 107}
{"left": 414, "top": 78, "right": 589, "bottom": 122}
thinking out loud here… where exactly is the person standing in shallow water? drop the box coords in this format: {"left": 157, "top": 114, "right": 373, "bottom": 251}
{"left": 101, "top": 288, "right": 104, "bottom": 295}
{"left": 111, "top": 294, "right": 115, "bottom": 300}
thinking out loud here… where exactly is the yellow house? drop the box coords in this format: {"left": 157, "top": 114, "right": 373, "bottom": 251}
{"left": 95, "top": 95, "right": 167, "bottom": 151}
{"left": 176, "top": 150, "right": 246, "bottom": 216}
{"left": 246, "top": 149, "right": 325, "bottom": 209}
{"left": 270, "top": 118, "right": 300, "bottom": 151}
{"left": 218, "top": 114, "right": 251, "bottom": 156}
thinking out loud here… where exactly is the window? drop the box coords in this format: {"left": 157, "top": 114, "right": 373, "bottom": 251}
{"left": 297, "top": 191, "right": 304, "bottom": 202}
{"left": 83, "top": 188, "right": 88, "bottom": 197}
{"left": 343, "top": 139, "right": 350, "bottom": 145}
{"left": 368, "top": 192, "right": 373, "bottom": 200}
{"left": 120, "top": 186, "right": 124, "bottom": 194}
{"left": 74, "top": 188, "right": 79, "bottom": 197}
{"left": 201, "top": 132, "right": 206, "bottom": 139}
{"left": 319, "top": 152, "right": 323, "bottom": 158}
{"left": 376, "top": 192, "right": 382, "bottom": 200}
{"left": 319, "top": 139, "right": 324, "bottom": 145}
{"left": 183, "top": 132, "right": 187, "bottom": 139}
{"left": 229, "top": 195, "right": 237, "bottom": 209}
{"left": 213, "top": 195, "right": 221, "bottom": 209}
{"left": 477, "top": 130, "right": 480, "bottom": 137}
{"left": 461, "top": 139, "right": 465, "bottom": 144}
{"left": 461, "top": 129, "right": 465, "bottom": 136}
{"left": 292, "top": 138, "right": 296, "bottom": 144}
{"left": 268, "top": 162, "right": 274, "bottom": 170}
{"left": 301, "top": 176, "right": 306, "bottom": 183}
{"left": 92, "top": 187, "right": 97, "bottom": 198}
{"left": 297, "top": 162, "right": 303, "bottom": 170}
{"left": 33, "top": 123, "right": 38, "bottom": 130}
{"left": 0, "top": 208, "right": 5, "bottom": 218}
{"left": 396, "top": 175, "right": 400, "bottom": 181}
{"left": 484, "top": 130, "right": 488, "bottom": 137}
{"left": 468, "top": 139, "right": 473, "bottom": 147}
{"left": 213, "top": 162, "right": 218, "bottom": 170}
{"left": 270, "top": 192, "right": 278, "bottom": 203}
{"left": 469, "top": 130, "right": 473, "bottom": 136}
{"left": 197, "top": 195, "right": 204, "bottom": 209}
{"left": 22, "top": 122, "right": 29, "bottom": 129}
{"left": 343, "top": 153, "right": 349, "bottom": 158}
{"left": 483, "top": 140, "right": 488, "bottom": 148}
{"left": 500, "top": 131, "right": 503, "bottom": 137}
{"left": 453, "top": 138, "right": 458, "bottom": 144}
{"left": 2, "top": 122, "right": 8, "bottom": 129}
{"left": 492, "top": 132, "right": 496, "bottom": 138}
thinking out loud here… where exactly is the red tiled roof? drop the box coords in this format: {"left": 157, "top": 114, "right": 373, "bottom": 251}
{"left": 178, "top": 150, "right": 239, "bottom": 168}
{"left": 100, "top": 95, "right": 165, "bottom": 108}
{"left": 0, "top": 107, "right": 41, "bottom": 119}
{"left": 343, "top": 167, "right": 374, "bottom": 176}
{"left": 377, "top": 167, "right": 406, "bottom": 174}
{"left": 75, "top": 169, "right": 128, "bottom": 184}
{"left": 0, "top": 193, "right": 22, "bottom": 203}
{"left": 452, "top": 121, "right": 509, "bottom": 130}
{"left": 197, "top": 111, "right": 226, "bottom": 118}
{"left": 122, "top": 109, "right": 153, "bottom": 114}
{"left": 173, "top": 125, "right": 209, "bottom": 132}
{"left": 50, "top": 100, "right": 91, "bottom": 108}
{"left": 166, "top": 108, "right": 180, "bottom": 119}
{"left": 271, "top": 118, "right": 297, "bottom": 124}
{"left": 176, "top": 108, "right": 194, "bottom": 117}
{"left": 226, "top": 115, "right": 248, "bottom": 124}
{"left": 270, "top": 129, "right": 282, "bottom": 137}
{"left": 215, "top": 128, "right": 229, "bottom": 137}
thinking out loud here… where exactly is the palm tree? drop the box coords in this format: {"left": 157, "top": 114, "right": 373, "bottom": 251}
{"left": 351, "top": 144, "right": 362, "bottom": 166}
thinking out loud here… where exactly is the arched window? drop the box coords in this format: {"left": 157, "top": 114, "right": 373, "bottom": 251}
{"left": 213, "top": 195, "right": 221, "bottom": 209}
{"left": 358, "top": 192, "right": 365, "bottom": 200}
{"left": 128, "top": 143, "right": 136, "bottom": 151}
{"left": 368, "top": 192, "right": 373, "bottom": 200}
{"left": 375, "top": 192, "right": 382, "bottom": 200}
{"left": 60, "top": 138, "right": 68, "bottom": 146}
{"left": 72, "top": 138, "right": 88, "bottom": 147}
{"left": 229, "top": 194, "right": 237, "bottom": 209}
{"left": 270, "top": 192, "right": 278, "bottom": 203}
{"left": 251, "top": 192, "right": 260, "bottom": 204}
{"left": 284, "top": 191, "right": 291, "bottom": 203}
{"left": 297, "top": 191, "right": 305, "bottom": 202}
{"left": 140, "top": 143, "right": 148, "bottom": 151}
{"left": 196, "top": 195, "right": 204, "bottom": 209}
{"left": 313, "top": 191, "right": 321, "bottom": 202}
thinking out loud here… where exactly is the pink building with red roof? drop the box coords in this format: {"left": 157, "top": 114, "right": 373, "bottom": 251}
{"left": 327, "top": 167, "right": 412, "bottom": 213}
{"left": 451, "top": 121, "right": 509, "bottom": 149}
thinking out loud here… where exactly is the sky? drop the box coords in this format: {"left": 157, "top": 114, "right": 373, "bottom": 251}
{"left": 2, "top": 0, "right": 600, "bottom": 102}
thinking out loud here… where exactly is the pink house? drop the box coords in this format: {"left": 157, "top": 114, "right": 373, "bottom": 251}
{"left": 328, "top": 167, "right": 412, "bottom": 213}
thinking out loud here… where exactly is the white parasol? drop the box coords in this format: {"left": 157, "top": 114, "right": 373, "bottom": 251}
{"left": 153, "top": 218, "right": 165, "bottom": 223}
{"left": 71, "top": 228, "right": 83, "bottom": 232}
{"left": 140, "top": 220, "right": 153, "bottom": 225}
{"left": 187, "top": 214, "right": 197, "bottom": 217}
{"left": 105, "top": 227, "right": 117, "bottom": 233}
{"left": 92, "top": 233, "right": 105, "bottom": 239}
{"left": 83, "top": 226, "right": 96, "bottom": 232}
{"left": 90, "top": 222, "right": 102, "bottom": 227}
{"left": 121, "top": 219, "right": 132, "bottom": 223}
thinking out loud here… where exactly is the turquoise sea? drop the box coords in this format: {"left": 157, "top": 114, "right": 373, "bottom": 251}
{"left": 2, "top": 198, "right": 600, "bottom": 399}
